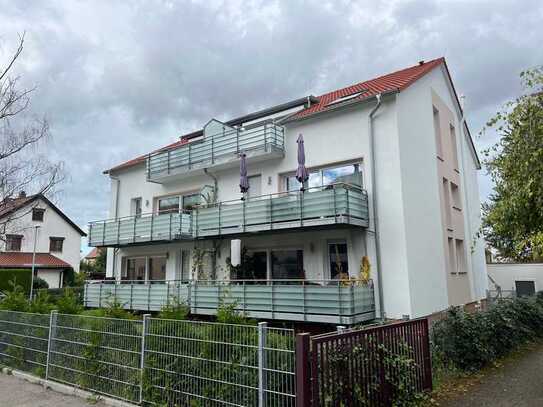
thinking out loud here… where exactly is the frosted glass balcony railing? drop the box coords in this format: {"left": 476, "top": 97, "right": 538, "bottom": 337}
{"left": 88, "top": 212, "right": 192, "bottom": 247}
{"left": 83, "top": 279, "right": 376, "bottom": 325}
{"left": 147, "top": 123, "right": 285, "bottom": 181}
{"left": 192, "top": 183, "right": 369, "bottom": 237}
{"left": 87, "top": 183, "right": 369, "bottom": 247}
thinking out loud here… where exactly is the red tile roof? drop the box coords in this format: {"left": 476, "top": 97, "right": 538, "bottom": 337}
{"left": 294, "top": 57, "right": 444, "bottom": 118}
{"left": 0, "top": 252, "right": 71, "bottom": 269}
{"left": 106, "top": 58, "right": 446, "bottom": 173}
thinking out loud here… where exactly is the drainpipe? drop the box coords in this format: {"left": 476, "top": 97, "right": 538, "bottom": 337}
{"left": 110, "top": 175, "right": 120, "bottom": 281}
{"left": 367, "top": 93, "right": 385, "bottom": 320}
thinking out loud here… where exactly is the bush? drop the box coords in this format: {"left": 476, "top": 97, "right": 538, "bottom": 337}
{"left": 158, "top": 296, "right": 189, "bottom": 320}
{"left": 0, "top": 280, "right": 29, "bottom": 311}
{"left": 0, "top": 269, "right": 31, "bottom": 294}
{"left": 33, "top": 277, "right": 49, "bottom": 290}
{"left": 432, "top": 296, "right": 543, "bottom": 371}
{"left": 56, "top": 288, "right": 84, "bottom": 314}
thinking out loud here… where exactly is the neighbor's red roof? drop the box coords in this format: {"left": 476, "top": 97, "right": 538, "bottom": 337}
{"left": 106, "top": 58, "right": 446, "bottom": 174}
{"left": 0, "top": 252, "right": 71, "bottom": 269}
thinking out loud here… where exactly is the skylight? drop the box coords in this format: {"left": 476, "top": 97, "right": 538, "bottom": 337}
{"left": 326, "top": 90, "right": 367, "bottom": 107}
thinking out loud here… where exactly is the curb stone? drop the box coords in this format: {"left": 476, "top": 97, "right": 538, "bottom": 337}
{"left": 0, "top": 367, "right": 137, "bottom": 407}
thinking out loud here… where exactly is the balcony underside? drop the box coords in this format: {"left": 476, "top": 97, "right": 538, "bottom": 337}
{"left": 84, "top": 281, "right": 376, "bottom": 325}
{"left": 149, "top": 145, "right": 284, "bottom": 183}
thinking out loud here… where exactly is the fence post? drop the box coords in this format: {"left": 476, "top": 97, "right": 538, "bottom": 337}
{"left": 296, "top": 333, "right": 311, "bottom": 407}
{"left": 337, "top": 325, "right": 347, "bottom": 334}
{"left": 140, "top": 314, "right": 151, "bottom": 403}
{"left": 421, "top": 319, "right": 433, "bottom": 391}
{"left": 258, "top": 322, "right": 268, "bottom": 407}
{"left": 45, "top": 310, "right": 58, "bottom": 380}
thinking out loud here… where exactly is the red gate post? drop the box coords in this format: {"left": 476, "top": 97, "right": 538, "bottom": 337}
{"left": 421, "top": 319, "right": 433, "bottom": 391}
{"left": 296, "top": 333, "right": 311, "bottom": 407}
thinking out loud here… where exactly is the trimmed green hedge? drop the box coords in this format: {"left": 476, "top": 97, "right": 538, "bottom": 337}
{"left": 432, "top": 294, "right": 543, "bottom": 371}
{"left": 0, "top": 269, "right": 32, "bottom": 294}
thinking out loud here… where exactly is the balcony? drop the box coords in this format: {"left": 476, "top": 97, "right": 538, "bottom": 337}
{"left": 83, "top": 279, "right": 376, "bottom": 325}
{"left": 147, "top": 123, "right": 285, "bottom": 183}
{"left": 88, "top": 183, "right": 369, "bottom": 247}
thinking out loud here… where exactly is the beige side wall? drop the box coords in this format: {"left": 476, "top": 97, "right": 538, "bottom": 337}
{"left": 432, "top": 90, "right": 471, "bottom": 305}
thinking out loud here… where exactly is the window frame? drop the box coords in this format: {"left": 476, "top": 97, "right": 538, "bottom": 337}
{"left": 32, "top": 208, "right": 45, "bottom": 222}
{"left": 282, "top": 160, "right": 363, "bottom": 192}
{"left": 327, "top": 240, "right": 349, "bottom": 280}
{"left": 49, "top": 236, "right": 65, "bottom": 253}
{"left": 6, "top": 234, "right": 23, "bottom": 252}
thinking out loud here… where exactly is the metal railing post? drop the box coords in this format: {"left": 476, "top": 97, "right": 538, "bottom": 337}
{"left": 295, "top": 333, "right": 311, "bottom": 407}
{"left": 117, "top": 219, "right": 121, "bottom": 245}
{"left": 102, "top": 221, "right": 106, "bottom": 246}
{"left": 45, "top": 310, "right": 58, "bottom": 380}
{"left": 140, "top": 314, "right": 151, "bottom": 403}
{"left": 169, "top": 212, "right": 173, "bottom": 240}
{"left": 133, "top": 216, "right": 137, "bottom": 243}
{"left": 150, "top": 214, "right": 154, "bottom": 241}
{"left": 263, "top": 123, "right": 267, "bottom": 152}
{"left": 258, "top": 322, "right": 268, "bottom": 407}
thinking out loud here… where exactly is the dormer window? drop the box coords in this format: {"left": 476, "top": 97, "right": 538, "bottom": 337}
{"left": 32, "top": 208, "right": 45, "bottom": 222}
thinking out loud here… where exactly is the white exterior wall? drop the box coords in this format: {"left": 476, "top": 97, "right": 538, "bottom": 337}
{"left": 37, "top": 269, "right": 63, "bottom": 289}
{"left": 487, "top": 263, "right": 543, "bottom": 292}
{"left": 1, "top": 198, "right": 83, "bottom": 273}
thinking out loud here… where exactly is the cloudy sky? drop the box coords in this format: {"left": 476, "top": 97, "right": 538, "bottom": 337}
{"left": 0, "top": 0, "right": 542, "bottom": 255}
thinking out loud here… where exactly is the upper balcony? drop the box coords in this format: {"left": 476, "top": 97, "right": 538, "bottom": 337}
{"left": 147, "top": 121, "right": 285, "bottom": 183}
{"left": 88, "top": 183, "right": 369, "bottom": 247}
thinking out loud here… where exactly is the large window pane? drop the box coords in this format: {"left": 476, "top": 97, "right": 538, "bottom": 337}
{"left": 149, "top": 257, "right": 166, "bottom": 281}
{"left": 158, "top": 196, "right": 180, "bottom": 213}
{"left": 182, "top": 194, "right": 200, "bottom": 210}
{"left": 323, "top": 164, "right": 362, "bottom": 186}
{"left": 271, "top": 250, "right": 304, "bottom": 280}
{"left": 125, "top": 258, "right": 146, "bottom": 281}
{"left": 329, "top": 242, "right": 348, "bottom": 279}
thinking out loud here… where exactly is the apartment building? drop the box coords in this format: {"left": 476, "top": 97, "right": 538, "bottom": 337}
{"left": 86, "top": 58, "right": 487, "bottom": 323}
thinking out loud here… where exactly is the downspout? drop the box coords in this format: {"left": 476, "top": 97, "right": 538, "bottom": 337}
{"left": 110, "top": 175, "right": 120, "bottom": 281}
{"left": 368, "top": 94, "right": 385, "bottom": 320}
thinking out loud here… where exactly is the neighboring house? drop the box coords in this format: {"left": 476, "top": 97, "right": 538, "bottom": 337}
{"left": 487, "top": 262, "right": 543, "bottom": 297}
{"left": 0, "top": 192, "right": 86, "bottom": 288}
{"left": 84, "top": 247, "right": 104, "bottom": 265}
{"left": 86, "top": 57, "right": 487, "bottom": 323}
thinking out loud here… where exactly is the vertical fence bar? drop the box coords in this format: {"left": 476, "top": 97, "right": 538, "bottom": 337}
{"left": 421, "top": 319, "right": 433, "bottom": 391}
{"left": 140, "top": 314, "right": 151, "bottom": 403}
{"left": 258, "top": 322, "right": 268, "bottom": 407}
{"left": 296, "top": 333, "right": 311, "bottom": 407}
{"left": 45, "top": 310, "right": 58, "bottom": 380}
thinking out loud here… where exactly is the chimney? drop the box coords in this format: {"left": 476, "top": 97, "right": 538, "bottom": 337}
{"left": 418, "top": 60, "right": 425, "bottom": 66}
{"left": 18, "top": 191, "right": 26, "bottom": 198}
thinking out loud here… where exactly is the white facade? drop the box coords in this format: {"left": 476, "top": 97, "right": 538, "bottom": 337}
{"left": 1, "top": 197, "right": 85, "bottom": 288}
{"left": 487, "top": 263, "right": 543, "bottom": 295}
{"left": 102, "top": 61, "right": 487, "bottom": 319}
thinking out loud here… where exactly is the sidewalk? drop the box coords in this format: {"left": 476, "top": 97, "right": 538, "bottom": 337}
{"left": 439, "top": 342, "right": 543, "bottom": 407}
{"left": 0, "top": 373, "right": 105, "bottom": 407}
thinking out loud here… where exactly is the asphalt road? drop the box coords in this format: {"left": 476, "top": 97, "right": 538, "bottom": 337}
{"left": 440, "top": 342, "right": 543, "bottom": 407}
{"left": 0, "top": 374, "right": 106, "bottom": 406}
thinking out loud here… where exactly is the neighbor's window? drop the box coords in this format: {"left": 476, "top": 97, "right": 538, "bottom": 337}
{"left": 49, "top": 237, "right": 64, "bottom": 253}
{"left": 6, "top": 234, "right": 22, "bottom": 251}
{"left": 32, "top": 208, "right": 45, "bottom": 222}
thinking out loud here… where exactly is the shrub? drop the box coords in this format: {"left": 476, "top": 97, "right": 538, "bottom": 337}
{"left": 28, "top": 290, "right": 54, "bottom": 314}
{"left": 158, "top": 296, "right": 189, "bottom": 320}
{"left": 0, "top": 280, "right": 29, "bottom": 311}
{"left": 56, "top": 288, "right": 84, "bottom": 314}
{"left": 432, "top": 296, "right": 543, "bottom": 371}
{"left": 0, "top": 270, "right": 31, "bottom": 294}
{"left": 33, "top": 277, "right": 49, "bottom": 290}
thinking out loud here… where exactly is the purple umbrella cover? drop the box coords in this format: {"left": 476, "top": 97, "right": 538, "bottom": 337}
{"left": 239, "top": 152, "right": 250, "bottom": 193}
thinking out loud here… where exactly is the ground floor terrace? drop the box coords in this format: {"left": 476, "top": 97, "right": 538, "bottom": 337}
{"left": 91, "top": 228, "right": 376, "bottom": 324}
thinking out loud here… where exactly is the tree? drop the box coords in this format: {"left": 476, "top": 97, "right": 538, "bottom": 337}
{"left": 482, "top": 67, "right": 543, "bottom": 261}
{"left": 0, "top": 33, "right": 64, "bottom": 239}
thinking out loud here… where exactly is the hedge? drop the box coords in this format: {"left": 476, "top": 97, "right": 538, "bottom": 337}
{"left": 0, "top": 269, "right": 32, "bottom": 294}
{"left": 432, "top": 293, "right": 543, "bottom": 371}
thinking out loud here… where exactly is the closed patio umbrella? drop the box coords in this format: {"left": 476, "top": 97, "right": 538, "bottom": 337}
{"left": 239, "top": 152, "right": 249, "bottom": 196}
{"left": 295, "top": 134, "right": 309, "bottom": 189}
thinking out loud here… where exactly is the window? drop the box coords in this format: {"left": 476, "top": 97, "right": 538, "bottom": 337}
{"left": 125, "top": 258, "right": 146, "bottom": 281}
{"left": 284, "top": 163, "right": 362, "bottom": 191}
{"left": 447, "top": 237, "right": 456, "bottom": 274}
{"left": 6, "top": 234, "right": 22, "bottom": 251}
{"left": 433, "top": 107, "right": 443, "bottom": 158}
{"left": 179, "top": 250, "right": 191, "bottom": 281}
{"left": 270, "top": 250, "right": 304, "bottom": 280}
{"left": 32, "top": 208, "right": 45, "bottom": 222}
{"left": 132, "top": 198, "right": 142, "bottom": 217}
{"left": 329, "top": 242, "right": 349, "bottom": 279}
{"left": 158, "top": 196, "right": 180, "bottom": 214}
{"left": 49, "top": 237, "right": 64, "bottom": 253}
{"left": 442, "top": 178, "right": 452, "bottom": 229}
{"left": 455, "top": 239, "right": 466, "bottom": 274}
{"left": 247, "top": 175, "right": 262, "bottom": 198}
{"left": 450, "top": 125, "right": 459, "bottom": 170}
{"left": 451, "top": 182, "right": 461, "bottom": 210}
{"left": 182, "top": 194, "right": 200, "bottom": 210}
{"left": 515, "top": 281, "right": 536, "bottom": 297}
{"left": 149, "top": 256, "right": 167, "bottom": 281}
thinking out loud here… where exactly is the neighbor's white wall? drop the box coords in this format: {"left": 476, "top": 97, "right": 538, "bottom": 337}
{"left": 37, "top": 269, "right": 63, "bottom": 289}
{"left": 487, "top": 263, "right": 543, "bottom": 292}
{"left": 2, "top": 199, "right": 82, "bottom": 272}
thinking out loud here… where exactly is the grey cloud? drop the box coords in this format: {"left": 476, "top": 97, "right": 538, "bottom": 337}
{"left": 0, "top": 0, "right": 541, "bottom": 252}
